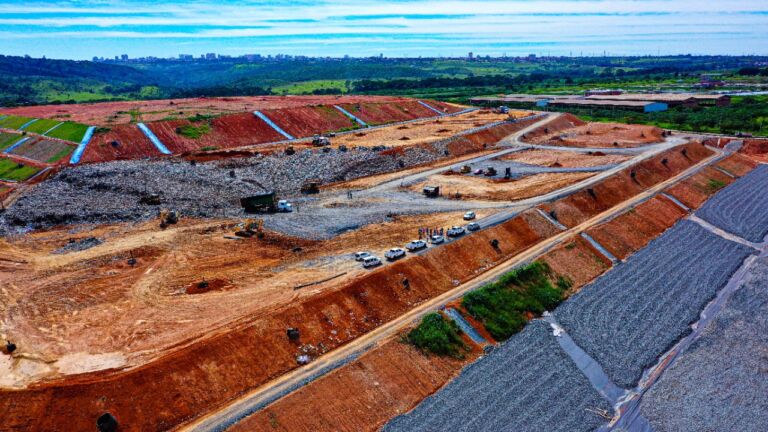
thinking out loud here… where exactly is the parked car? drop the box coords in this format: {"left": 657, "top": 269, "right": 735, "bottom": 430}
{"left": 430, "top": 234, "right": 445, "bottom": 244}
{"left": 463, "top": 211, "right": 476, "bottom": 221}
{"left": 355, "top": 251, "right": 372, "bottom": 261}
{"left": 467, "top": 222, "right": 481, "bottom": 231}
{"left": 473, "top": 168, "right": 484, "bottom": 175}
{"left": 447, "top": 226, "right": 466, "bottom": 237}
{"left": 385, "top": 248, "right": 406, "bottom": 261}
{"left": 362, "top": 256, "right": 382, "bottom": 268}
{"left": 406, "top": 239, "right": 428, "bottom": 251}
{"left": 277, "top": 199, "right": 293, "bottom": 212}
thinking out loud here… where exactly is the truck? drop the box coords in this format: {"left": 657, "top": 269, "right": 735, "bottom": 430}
{"left": 240, "top": 192, "right": 292, "bottom": 213}
{"left": 312, "top": 134, "right": 331, "bottom": 147}
{"left": 423, "top": 185, "right": 440, "bottom": 198}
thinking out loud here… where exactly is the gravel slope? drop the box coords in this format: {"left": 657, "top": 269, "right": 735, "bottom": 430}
{"left": 697, "top": 164, "right": 768, "bottom": 242}
{"left": 384, "top": 321, "right": 611, "bottom": 432}
{"left": 641, "top": 256, "right": 768, "bottom": 432}
{"left": 554, "top": 220, "right": 754, "bottom": 388}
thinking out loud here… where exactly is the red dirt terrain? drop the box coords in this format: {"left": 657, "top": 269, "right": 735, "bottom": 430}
{"left": 261, "top": 105, "right": 356, "bottom": 138}
{"left": 524, "top": 114, "right": 664, "bottom": 148}
{"left": 539, "top": 235, "right": 612, "bottom": 292}
{"left": 0, "top": 96, "right": 432, "bottom": 127}
{"left": 338, "top": 101, "right": 437, "bottom": 125}
{"left": 716, "top": 152, "right": 759, "bottom": 177}
{"left": 585, "top": 196, "right": 686, "bottom": 260}
{"left": 738, "top": 139, "right": 768, "bottom": 162}
{"left": 665, "top": 153, "right": 757, "bottom": 209}
{"left": 229, "top": 337, "right": 481, "bottom": 432}
{"left": 81, "top": 124, "right": 161, "bottom": 163}
{"left": 540, "top": 142, "right": 712, "bottom": 227}
{"left": 0, "top": 211, "right": 554, "bottom": 431}
{"left": 521, "top": 113, "right": 585, "bottom": 142}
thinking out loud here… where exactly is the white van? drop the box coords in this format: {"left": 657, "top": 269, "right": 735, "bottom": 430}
{"left": 362, "top": 256, "right": 382, "bottom": 268}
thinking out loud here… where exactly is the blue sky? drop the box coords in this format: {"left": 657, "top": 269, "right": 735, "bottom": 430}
{"left": 1, "top": 0, "right": 767, "bottom": 59}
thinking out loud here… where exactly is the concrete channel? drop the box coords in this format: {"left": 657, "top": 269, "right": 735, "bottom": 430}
{"left": 69, "top": 126, "right": 97, "bottom": 164}
{"left": 137, "top": 122, "right": 172, "bottom": 155}
{"left": 444, "top": 308, "right": 487, "bottom": 345}
{"left": 660, "top": 192, "right": 690, "bottom": 212}
{"left": 252, "top": 111, "right": 295, "bottom": 140}
{"left": 333, "top": 105, "right": 369, "bottom": 127}
{"left": 417, "top": 100, "right": 446, "bottom": 116}
{"left": 580, "top": 232, "right": 619, "bottom": 263}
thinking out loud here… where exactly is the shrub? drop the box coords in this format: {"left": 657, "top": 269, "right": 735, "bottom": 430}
{"left": 407, "top": 313, "right": 467, "bottom": 358}
{"left": 177, "top": 123, "right": 211, "bottom": 139}
{"left": 706, "top": 178, "right": 727, "bottom": 193}
{"left": 462, "top": 262, "right": 566, "bottom": 341}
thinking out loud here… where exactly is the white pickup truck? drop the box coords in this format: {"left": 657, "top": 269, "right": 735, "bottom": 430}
{"left": 385, "top": 248, "right": 406, "bottom": 261}
{"left": 406, "top": 240, "right": 428, "bottom": 251}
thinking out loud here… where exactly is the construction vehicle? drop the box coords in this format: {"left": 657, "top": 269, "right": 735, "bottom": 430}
{"left": 301, "top": 180, "right": 321, "bottom": 194}
{"left": 159, "top": 209, "right": 179, "bottom": 228}
{"left": 240, "top": 192, "right": 292, "bottom": 213}
{"left": 312, "top": 134, "right": 331, "bottom": 147}
{"left": 496, "top": 105, "right": 510, "bottom": 114}
{"left": 485, "top": 166, "right": 498, "bottom": 177}
{"left": 139, "top": 193, "right": 161, "bottom": 205}
{"left": 235, "top": 218, "right": 264, "bottom": 238}
{"left": 423, "top": 185, "right": 440, "bottom": 198}
{"left": 460, "top": 165, "right": 472, "bottom": 174}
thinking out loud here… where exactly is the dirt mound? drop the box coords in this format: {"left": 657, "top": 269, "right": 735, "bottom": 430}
{"left": 82, "top": 125, "right": 161, "bottom": 163}
{"left": 739, "top": 139, "right": 768, "bottom": 162}
{"left": 521, "top": 113, "right": 585, "bottom": 142}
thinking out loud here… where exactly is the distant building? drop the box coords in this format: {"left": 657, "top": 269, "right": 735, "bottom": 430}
{"left": 205, "top": 53, "right": 217, "bottom": 60}
{"left": 121, "top": 54, "right": 128, "bottom": 61}
{"left": 585, "top": 89, "right": 623, "bottom": 97}
{"left": 179, "top": 54, "right": 193, "bottom": 60}
{"left": 468, "top": 52, "right": 474, "bottom": 60}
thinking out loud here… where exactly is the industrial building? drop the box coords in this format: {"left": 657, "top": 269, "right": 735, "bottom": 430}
{"left": 546, "top": 99, "right": 669, "bottom": 113}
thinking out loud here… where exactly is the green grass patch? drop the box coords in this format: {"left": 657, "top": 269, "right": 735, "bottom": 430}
{"left": 46, "top": 122, "right": 90, "bottom": 143}
{"left": 23, "top": 118, "right": 61, "bottom": 135}
{"left": 186, "top": 113, "right": 219, "bottom": 122}
{"left": 0, "top": 133, "right": 24, "bottom": 151}
{"left": 407, "top": 313, "right": 468, "bottom": 358}
{"left": 707, "top": 178, "right": 727, "bottom": 193}
{"left": 46, "top": 146, "right": 75, "bottom": 163}
{"left": 200, "top": 146, "right": 218, "bottom": 151}
{"left": 177, "top": 123, "right": 211, "bottom": 139}
{"left": 462, "top": 262, "right": 570, "bottom": 341}
{"left": 0, "top": 115, "right": 35, "bottom": 130}
{"left": 0, "top": 158, "right": 42, "bottom": 182}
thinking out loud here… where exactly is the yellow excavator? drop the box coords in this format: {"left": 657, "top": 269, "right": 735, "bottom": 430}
{"left": 235, "top": 218, "right": 264, "bottom": 238}
{"left": 159, "top": 209, "right": 179, "bottom": 229}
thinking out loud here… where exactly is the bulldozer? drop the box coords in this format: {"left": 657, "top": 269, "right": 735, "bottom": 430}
{"left": 159, "top": 209, "right": 179, "bottom": 229}
{"left": 235, "top": 218, "right": 264, "bottom": 238}
{"left": 460, "top": 165, "right": 472, "bottom": 174}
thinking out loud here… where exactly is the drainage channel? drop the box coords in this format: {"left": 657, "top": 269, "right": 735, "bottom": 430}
{"left": 3, "top": 137, "right": 30, "bottom": 154}
{"left": 253, "top": 111, "right": 295, "bottom": 140}
{"left": 660, "top": 192, "right": 690, "bottom": 212}
{"left": 712, "top": 166, "right": 736, "bottom": 179}
{"left": 580, "top": 232, "right": 619, "bottom": 263}
{"left": 687, "top": 214, "right": 762, "bottom": 250}
{"left": 417, "top": 100, "right": 446, "bottom": 116}
{"left": 69, "top": 126, "right": 97, "bottom": 164}
{"left": 137, "top": 123, "right": 172, "bottom": 155}
{"left": 542, "top": 314, "right": 627, "bottom": 405}
{"left": 333, "top": 105, "right": 369, "bottom": 127}
{"left": 536, "top": 208, "right": 567, "bottom": 231}
{"left": 17, "top": 118, "right": 38, "bottom": 131}
{"left": 42, "top": 122, "right": 63, "bottom": 136}
{"left": 444, "top": 308, "right": 487, "bottom": 345}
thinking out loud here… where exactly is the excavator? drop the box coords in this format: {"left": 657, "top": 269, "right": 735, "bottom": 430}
{"left": 159, "top": 209, "right": 179, "bottom": 229}
{"left": 235, "top": 218, "right": 264, "bottom": 238}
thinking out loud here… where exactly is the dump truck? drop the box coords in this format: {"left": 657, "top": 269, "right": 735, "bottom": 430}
{"left": 485, "top": 166, "right": 497, "bottom": 177}
{"left": 312, "top": 134, "right": 331, "bottom": 147}
{"left": 240, "top": 192, "right": 292, "bottom": 213}
{"left": 301, "top": 180, "right": 321, "bottom": 194}
{"left": 423, "top": 185, "right": 440, "bottom": 197}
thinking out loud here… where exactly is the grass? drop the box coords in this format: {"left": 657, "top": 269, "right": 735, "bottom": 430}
{"left": 177, "top": 123, "right": 211, "bottom": 139}
{"left": 46, "top": 146, "right": 75, "bottom": 163}
{"left": 407, "top": 312, "right": 468, "bottom": 358}
{"left": 22, "top": 118, "right": 61, "bottom": 135}
{"left": 0, "top": 158, "right": 41, "bottom": 182}
{"left": 200, "top": 146, "right": 218, "bottom": 151}
{"left": 707, "top": 178, "right": 727, "bottom": 193}
{"left": 462, "top": 262, "right": 570, "bottom": 341}
{"left": 0, "top": 133, "right": 24, "bottom": 151}
{"left": 272, "top": 79, "right": 348, "bottom": 95}
{"left": 0, "top": 115, "right": 36, "bottom": 130}
{"left": 46, "top": 122, "right": 90, "bottom": 143}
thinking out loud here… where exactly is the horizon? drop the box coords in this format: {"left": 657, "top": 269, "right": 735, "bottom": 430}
{"left": 2, "top": 0, "right": 768, "bottom": 60}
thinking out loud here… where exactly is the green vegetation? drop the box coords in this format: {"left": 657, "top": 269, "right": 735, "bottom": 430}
{"left": 200, "top": 145, "right": 218, "bottom": 151}
{"left": 407, "top": 312, "right": 468, "bottom": 358}
{"left": 46, "top": 146, "right": 75, "bottom": 163}
{"left": 0, "top": 133, "right": 24, "bottom": 151}
{"left": 707, "top": 178, "right": 728, "bottom": 193}
{"left": 46, "top": 122, "right": 90, "bottom": 143}
{"left": 22, "top": 118, "right": 61, "bottom": 135}
{"left": 0, "top": 158, "right": 41, "bottom": 182}
{"left": 463, "top": 262, "right": 570, "bottom": 341}
{"left": 0, "top": 115, "right": 35, "bottom": 130}
{"left": 177, "top": 123, "right": 211, "bottom": 139}
{"left": 186, "top": 113, "right": 218, "bottom": 122}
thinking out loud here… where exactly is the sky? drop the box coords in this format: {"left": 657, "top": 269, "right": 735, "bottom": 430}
{"left": 1, "top": 0, "right": 767, "bottom": 60}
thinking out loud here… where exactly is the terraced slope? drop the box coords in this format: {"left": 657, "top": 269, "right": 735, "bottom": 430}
{"left": 44, "top": 122, "right": 91, "bottom": 143}
{"left": 261, "top": 105, "right": 357, "bottom": 137}
{"left": 641, "top": 256, "right": 768, "bottom": 432}
{"left": 0, "top": 159, "right": 42, "bottom": 182}
{"left": 7, "top": 138, "right": 75, "bottom": 164}
{"left": 554, "top": 220, "right": 754, "bottom": 388}
{"left": 384, "top": 321, "right": 611, "bottom": 432}
{"left": 697, "top": 164, "right": 768, "bottom": 242}
{"left": 0, "top": 133, "right": 24, "bottom": 151}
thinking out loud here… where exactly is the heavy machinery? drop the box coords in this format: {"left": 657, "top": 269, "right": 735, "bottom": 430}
{"left": 423, "top": 185, "right": 440, "bottom": 197}
{"left": 484, "top": 166, "right": 498, "bottom": 177}
{"left": 139, "top": 193, "right": 161, "bottom": 205}
{"left": 312, "top": 134, "right": 331, "bottom": 147}
{"left": 495, "top": 105, "right": 510, "bottom": 114}
{"left": 240, "top": 192, "right": 292, "bottom": 213}
{"left": 460, "top": 165, "right": 472, "bottom": 174}
{"left": 235, "top": 218, "right": 264, "bottom": 238}
{"left": 159, "top": 209, "right": 179, "bottom": 229}
{"left": 301, "top": 180, "right": 321, "bottom": 194}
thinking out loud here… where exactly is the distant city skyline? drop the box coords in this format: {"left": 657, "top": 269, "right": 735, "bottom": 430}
{"left": 1, "top": 0, "right": 768, "bottom": 60}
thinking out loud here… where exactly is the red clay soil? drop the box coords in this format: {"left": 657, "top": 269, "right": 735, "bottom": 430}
{"left": 0, "top": 212, "right": 548, "bottom": 431}
{"left": 261, "top": 105, "right": 356, "bottom": 138}
{"left": 540, "top": 142, "right": 712, "bottom": 228}
{"left": 0, "top": 96, "right": 436, "bottom": 127}
{"left": 585, "top": 196, "right": 686, "bottom": 261}
{"left": 445, "top": 116, "right": 540, "bottom": 157}
{"left": 738, "top": 139, "right": 768, "bottom": 162}
{"left": 540, "top": 235, "right": 613, "bottom": 293}
{"left": 520, "top": 113, "right": 585, "bottom": 142}
{"left": 664, "top": 166, "right": 732, "bottom": 210}
{"left": 80, "top": 124, "right": 161, "bottom": 163}
{"left": 428, "top": 100, "right": 466, "bottom": 114}
{"left": 338, "top": 101, "right": 437, "bottom": 125}
{"left": 715, "top": 152, "right": 759, "bottom": 177}
{"left": 229, "top": 337, "right": 481, "bottom": 432}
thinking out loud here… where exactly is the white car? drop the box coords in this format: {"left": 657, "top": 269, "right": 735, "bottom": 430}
{"left": 406, "top": 239, "right": 428, "bottom": 251}
{"left": 430, "top": 235, "right": 445, "bottom": 244}
{"left": 355, "top": 251, "right": 372, "bottom": 261}
{"left": 467, "top": 222, "right": 481, "bottom": 231}
{"left": 447, "top": 226, "right": 466, "bottom": 237}
{"left": 385, "top": 248, "right": 406, "bottom": 261}
{"left": 277, "top": 200, "right": 293, "bottom": 212}
{"left": 463, "top": 211, "right": 476, "bottom": 221}
{"left": 362, "top": 256, "right": 382, "bottom": 268}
